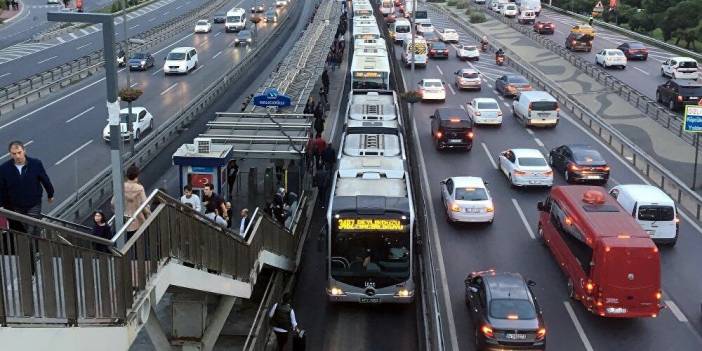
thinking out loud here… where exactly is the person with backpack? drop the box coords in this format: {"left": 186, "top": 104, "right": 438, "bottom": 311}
{"left": 269, "top": 293, "right": 298, "bottom": 351}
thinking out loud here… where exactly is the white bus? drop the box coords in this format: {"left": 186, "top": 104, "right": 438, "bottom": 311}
{"left": 380, "top": 0, "right": 395, "bottom": 16}
{"left": 354, "top": 38, "right": 388, "bottom": 52}
{"left": 352, "top": 2, "right": 374, "bottom": 17}
{"left": 351, "top": 53, "right": 391, "bottom": 90}
{"left": 225, "top": 8, "right": 246, "bottom": 32}
{"left": 353, "top": 24, "right": 382, "bottom": 40}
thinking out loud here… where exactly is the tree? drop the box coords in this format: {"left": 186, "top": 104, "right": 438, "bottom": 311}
{"left": 662, "top": 1, "right": 702, "bottom": 46}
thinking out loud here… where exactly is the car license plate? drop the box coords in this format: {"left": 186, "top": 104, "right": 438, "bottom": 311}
{"left": 645, "top": 230, "right": 655, "bottom": 236}
{"left": 465, "top": 208, "right": 480, "bottom": 213}
{"left": 449, "top": 139, "right": 462, "bottom": 143}
{"left": 690, "top": 97, "right": 699, "bottom": 99}
{"left": 360, "top": 297, "right": 380, "bottom": 303}
{"left": 505, "top": 333, "right": 527, "bottom": 340}
{"left": 538, "top": 113, "right": 550, "bottom": 117}
{"left": 586, "top": 175, "right": 600, "bottom": 179}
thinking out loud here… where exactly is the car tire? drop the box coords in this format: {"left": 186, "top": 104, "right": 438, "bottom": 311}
{"left": 661, "top": 68, "right": 666, "bottom": 77}
{"left": 509, "top": 174, "right": 515, "bottom": 188}
{"left": 567, "top": 279, "right": 575, "bottom": 300}
{"left": 548, "top": 155, "right": 554, "bottom": 166}
{"left": 564, "top": 169, "right": 570, "bottom": 183}
{"left": 656, "top": 91, "right": 662, "bottom": 103}
{"left": 474, "top": 328, "right": 484, "bottom": 351}
{"left": 538, "top": 226, "right": 546, "bottom": 246}
{"left": 669, "top": 99, "right": 676, "bottom": 111}
{"left": 135, "top": 129, "right": 141, "bottom": 141}
{"left": 149, "top": 120, "right": 153, "bottom": 131}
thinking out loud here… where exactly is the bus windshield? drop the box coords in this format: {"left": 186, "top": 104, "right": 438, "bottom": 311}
{"left": 331, "top": 225, "right": 411, "bottom": 287}
{"left": 227, "top": 15, "right": 241, "bottom": 22}
{"left": 415, "top": 10, "right": 428, "bottom": 19}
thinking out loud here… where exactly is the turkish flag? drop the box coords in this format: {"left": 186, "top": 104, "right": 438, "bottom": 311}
{"left": 189, "top": 174, "right": 213, "bottom": 189}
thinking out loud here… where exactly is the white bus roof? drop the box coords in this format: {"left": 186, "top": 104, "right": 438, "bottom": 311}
{"left": 353, "top": 47, "right": 388, "bottom": 57}
{"left": 354, "top": 38, "right": 387, "bottom": 51}
{"left": 353, "top": 24, "right": 381, "bottom": 36}
{"left": 334, "top": 158, "right": 408, "bottom": 197}
{"left": 348, "top": 90, "right": 398, "bottom": 121}
{"left": 351, "top": 55, "right": 390, "bottom": 74}
{"left": 342, "top": 129, "right": 402, "bottom": 157}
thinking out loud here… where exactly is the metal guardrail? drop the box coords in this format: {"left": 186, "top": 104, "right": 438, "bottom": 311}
{"left": 48, "top": 0, "right": 303, "bottom": 223}
{"left": 0, "top": 0, "right": 227, "bottom": 118}
{"left": 542, "top": 4, "right": 702, "bottom": 62}
{"left": 0, "top": 189, "right": 308, "bottom": 326}
{"left": 470, "top": 3, "right": 696, "bottom": 146}
{"left": 432, "top": 3, "right": 702, "bottom": 223}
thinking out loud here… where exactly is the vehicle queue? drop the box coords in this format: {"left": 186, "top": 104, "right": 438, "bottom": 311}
{"left": 376, "top": 0, "right": 681, "bottom": 349}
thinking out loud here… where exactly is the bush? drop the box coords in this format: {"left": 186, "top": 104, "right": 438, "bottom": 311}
{"left": 456, "top": 1, "right": 468, "bottom": 9}
{"left": 465, "top": 8, "right": 472, "bottom": 15}
{"left": 470, "top": 13, "right": 487, "bottom": 23}
{"left": 426, "top": 0, "right": 446, "bottom": 3}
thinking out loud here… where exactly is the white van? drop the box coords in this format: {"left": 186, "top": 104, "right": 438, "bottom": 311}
{"left": 163, "top": 47, "right": 198, "bottom": 75}
{"left": 402, "top": 37, "right": 428, "bottom": 67}
{"left": 391, "top": 18, "right": 411, "bottom": 44}
{"left": 661, "top": 57, "right": 699, "bottom": 80}
{"left": 609, "top": 184, "right": 679, "bottom": 245}
{"left": 225, "top": 8, "right": 247, "bottom": 32}
{"left": 512, "top": 91, "right": 559, "bottom": 127}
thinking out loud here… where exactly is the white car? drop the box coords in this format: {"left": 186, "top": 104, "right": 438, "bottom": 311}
{"left": 194, "top": 20, "right": 212, "bottom": 33}
{"left": 456, "top": 45, "right": 480, "bottom": 61}
{"left": 491, "top": 2, "right": 501, "bottom": 12}
{"left": 455, "top": 69, "right": 482, "bottom": 91}
{"left": 595, "top": 49, "right": 627, "bottom": 69}
{"left": 474, "top": 0, "right": 486, "bottom": 3}
{"left": 501, "top": 4, "right": 518, "bottom": 17}
{"left": 47, "top": 0, "right": 60, "bottom": 4}
{"left": 441, "top": 176, "right": 494, "bottom": 224}
{"left": 661, "top": 57, "right": 699, "bottom": 79}
{"left": 163, "top": 47, "right": 198, "bottom": 74}
{"left": 467, "top": 98, "right": 502, "bottom": 125}
{"left": 498, "top": 148, "right": 553, "bottom": 187}
{"left": 418, "top": 79, "right": 446, "bottom": 101}
{"left": 437, "top": 28, "right": 459, "bottom": 43}
{"left": 275, "top": 0, "right": 288, "bottom": 6}
{"left": 416, "top": 22, "right": 434, "bottom": 35}
{"left": 517, "top": 10, "right": 536, "bottom": 24}
{"left": 102, "top": 107, "right": 154, "bottom": 142}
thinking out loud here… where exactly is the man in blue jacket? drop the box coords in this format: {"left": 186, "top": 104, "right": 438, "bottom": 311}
{"left": 0, "top": 141, "right": 55, "bottom": 235}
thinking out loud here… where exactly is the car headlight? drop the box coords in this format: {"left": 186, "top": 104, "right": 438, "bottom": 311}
{"left": 235, "top": 38, "right": 240, "bottom": 42}
{"left": 396, "top": 289, "right": 411, "bottom": 297}
{"left": 450, "top": 203, "right": 461, "bottom": 212}
{"left": 247, "top": 38, "right": 252, "bottom": 42}
{"left": 140, "top": 60, "right": 146, "bottom": 65}
{"left": 330, "top": 287, "right": 344, "bottom": 296}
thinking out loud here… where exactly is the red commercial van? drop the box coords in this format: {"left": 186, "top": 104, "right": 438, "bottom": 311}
{"left": 537, "top": 186, "right": 663, "bottom": 318}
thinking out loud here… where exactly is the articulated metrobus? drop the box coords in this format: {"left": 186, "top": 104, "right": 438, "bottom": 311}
{"left": 352, "top": 2, "right": 373, "bottom": 17}
{"left": 351, "top": 53, "right": 391, "bottom": 90}
{"left": 353, "top": 24, "right": 382, "bottom": 40}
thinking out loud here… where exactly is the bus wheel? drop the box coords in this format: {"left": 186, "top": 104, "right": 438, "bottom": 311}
{"left": 567, "top": 279, "right": 575, "bottom": 300}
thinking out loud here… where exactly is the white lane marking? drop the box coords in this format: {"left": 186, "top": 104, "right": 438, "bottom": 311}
{"left": 436, "top": 65, "right": 443, "bottom": 75}
{"left": 534, "top": 137, "right": 544, "bottom": 147}
{"left": 214, "top": 31, "right": 222, "bottom": 37}
{"left": 65, "top": 106, "right": 95, "bottom": 123}
{"left": 0, "top": 78, "right": 104, "bottom": 131}
{"left": 69, "top": 33, "right": 78, "bottom": 39}
{"left": 511, "top": 199, "right": 535, "bottom": 239}
{"left": 459, "top": 104, "right": 466, "bottom": 111}
{"left": 129, "top": 24, "right": 140, "bottom": 30}
{"left": 564, "top": 301, "right": 595, "bottom": 351}
{"left": 130, "top": 82, "right": 139, "bottom": 87}
{"left": 76, "top": 42, "right": 92, "bottom": 50}
{"left": 148, "top": 17, "right": 156, "bottom": 22}
{"left": 633, "top": 67, "right": 649, "bottom": 75}
{"left": 481, "top": 142, "right": 497, "bottom": 169}
{"left": 0, "top": 72, "right": 11, "bottom": 78}
{"left": 486, "top": 82, "right": 493, "bottom": 88}
{"left": 160, "top": 82, "right": 179, "bottom": 95}
{"left": 153, "top": 32, "right": 194, "bottom": 55}
{"left": 525, "top": 128, "right": 534, "bottom": 135}
{"left": 37, "top": 55, "right": 58, "bottom": 64}
{"left": 175, "top": 5, "right": 182, "bottom": 10}
{"left": 0, "top": 140, "right": 33, "bottom": 161}
{"left": 55, "top": 139, "right": 93, "bottom": 166}
{"left": 164, "top": 11, "right": 170, "bottom": 15}
{"left": 56, "top": 37, "right": 66, "bottom": 43}
{"left": 151, "top": 68, "right": 163, "bottom": 75}
{"left": 665, "top": 300, "right": 688, "bottom": 322}
{"left": 80, "top": 28, "right": 90, "bottom": 35}
{"left": 502, "top": 101, "right": 510, "bottom": 108}
{"left": 447, "top": 83, "right": 456, "bottom": 95}
{"left": 212, "top": 50, "right": 223, "bottom": 59}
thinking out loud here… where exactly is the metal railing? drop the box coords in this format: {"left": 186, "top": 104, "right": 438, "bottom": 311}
{"left": 48, "top": 0, "right": 303, "bottom": 224}
{"left": 0, "top": 0, "right": 228, "bottom": 118}
{"left": 0, "top": 189, "right": 310, "bottom": 326}
{"left": 431, "top": 3, "right": 702, "bottom": 223}
{"left": 468, "top": 3, "right": 695, "bottom": 146}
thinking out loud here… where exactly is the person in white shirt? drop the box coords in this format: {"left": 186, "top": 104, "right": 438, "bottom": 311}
{"left": 204, "top": 201, "right": 227, "bottom": 227}
{"left": 269, "top": 293, "right": 298, "bottom": 351}
{"left": 239, "top": 208, "right": 250, "bottom": 238}
{"left": 180, "top": 185, "right": 202, "bottom": 212}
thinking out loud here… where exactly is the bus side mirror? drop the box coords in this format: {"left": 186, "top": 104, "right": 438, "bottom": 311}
{"left": 537, "top": 201, "right": 546, "bottom": 212}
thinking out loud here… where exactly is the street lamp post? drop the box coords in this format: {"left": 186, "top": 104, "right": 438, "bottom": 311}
{"left": 122, "top": 0, "right": 134, "bottom": 154}
{"left": 48, "top": 11, "right": 126, "bottom": 233}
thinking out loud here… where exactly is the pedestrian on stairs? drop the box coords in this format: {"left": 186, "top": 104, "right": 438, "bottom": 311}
{"left": 269, "top": 293, "right": 298, "bottom": 351}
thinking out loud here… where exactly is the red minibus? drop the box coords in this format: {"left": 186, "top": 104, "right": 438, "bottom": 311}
{"left": 537, "top": 186, "right": 663, "bottom": 318}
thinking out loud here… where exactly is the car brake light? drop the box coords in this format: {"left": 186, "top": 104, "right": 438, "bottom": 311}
{"left": 537, "top": 24, "right": 543, "bottom": 28}
{"left": 514, "top": 170, "right": 527, "bottom": 176}
{"left": 656, "top": 292, "right": 662, "bottom": 300}
{"left": 602, "top": 165, "right": 610, "bottom": 171}
{"left": 436, "top": 131, "right": 443, "bottom": 139}
{"left": 572, "top": 40, "right": 576, "bottom": 45}
{"left": 568, "top": 163, "right": 579, "bottom": 171}
{"left": 536, "top": 328, "right": 546, "bottom": 341}
{"left": 481, "top": 325, "right": 494, "bottom": 338}
{"left": 485, "top": 206, "right": 494, "bottom": 212}
{"left": 544, "top": 170, "right": 553, "bottom": 176}
{"left": 430, "top": 49, "right": 436, "bottom": 53}
{"left": 450, "top": 203, "right": 461, "bottom": 212}
{"left": 678, "top": 95, "right": 683, "bottom": 102}
{"left": 586, "top": 281, "right": 595, "bottom": 293}
{"left": 474, "top": 110, "right": 481, "bottom": 116}
{"left": 466, "top": 131, "right": 474, "bottom": 139}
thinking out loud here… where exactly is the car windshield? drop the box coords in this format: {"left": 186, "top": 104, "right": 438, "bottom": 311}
{"left": 638, "top": 205, "right": 675, "bottom": 221}
{"left": 489, "top": 299, "right": 537, "bottom": 320}
{"left": 227, "top": 15, "right": 241, "bottom": 22}
{"left": 573, "top": 149, "right": 605, "bottom": 163}
{"left": 267, "top": 10, "right": 275, "bottom": 15}
{"left": 679, "top": 61, "right": 698, "bottom": 68}
{"left": 396, "top": 25, "right": 410, "bottom": 33}
{"left": 477, "top": 101, "right": 498, "bottom": 109}
{"left": 197, "top": 20, "right": 208, "bottom": 25}
{"left": 239, "top": 31, "right": 251, "bottom": 38}
{"left": 432, "top": 42, "right": 446, "bottom": 49}
{"left": 518, "top": 157, "right": 547, "bottom": 166}
{"left": 461, "top": 72, "right": 479, "bottom": 78}
{"left": 166, "top": 52, "right": 186, "bottom": 60}
{"left": 507, "top": 76, "right": 529, "bottom": 84}
{"left": 462, "top": 45, "right": 477, "bottom": 51}
{"left": 444, "top": 29, "right": 456, "bottom": 33}
{"left": 119, "top": 113, "right": 137, "bottom": 123}
{"left": 131, "top": 53, "right": 147, "bottom": 59}
{"left": 506, "top": 4, "right": 516, "bottom": 9}
{"left": 424, "top": 81, "right": 442, "bottom": 87}
{"left": 420, "top": 23, "right": 432, "bottom": 28}
{"left": 531, "top": 101, "right": 558, "bottom": 111}
{"left": 680, "top": 86, "right": 702, "bottom": 96}
{"left": 455, "top": 187, "right": 488, "bottom": 201}
{"left": 627, "top": 42, "right": 646, "bottom": 49}
{"left": 608, "top": 50, "right": 624, "bottom": 56}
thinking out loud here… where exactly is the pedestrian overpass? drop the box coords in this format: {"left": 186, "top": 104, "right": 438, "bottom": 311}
{"left": 0, "top": 189, "right": 314, "bottom": 351}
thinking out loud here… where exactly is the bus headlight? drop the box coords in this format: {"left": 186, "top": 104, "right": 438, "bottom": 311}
{"left": 396, "top": 289, "right": 411, "bottom": 297}
{"left": 330, "top": 287, "right": 344, "bottom": 296}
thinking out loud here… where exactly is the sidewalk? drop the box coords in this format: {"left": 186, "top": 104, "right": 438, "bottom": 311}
{"left": 0, "top": 0, "right": 23, "bottom": 24}
{"left": 436, "top": 4, "right": 702, "bottom": 191}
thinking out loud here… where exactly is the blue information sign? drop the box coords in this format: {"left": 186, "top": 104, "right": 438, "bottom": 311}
{"left": 683, "top": 106, "right": 702, "bottom": 133}
{"left": 253, "top": 87, "right": 292, "bottom": 107}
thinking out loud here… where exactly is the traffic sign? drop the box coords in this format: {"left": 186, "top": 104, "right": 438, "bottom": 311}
{"left": 594, "top": 1, "right": 603, "bottom": 9}
{"left": 253, "top": 87, "right": 292, "bottom": 107}
{"left": 683, "top": 105, "right": 702, "bottom": 132}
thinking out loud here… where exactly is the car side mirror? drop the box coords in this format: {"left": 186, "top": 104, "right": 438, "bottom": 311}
{"left": 527, "top": 280, "right": 536, "bottom": 287}
{"left": 440, "top": 179, "right": 446, "bottom": 184}
{"left": 469, "top": 286, "right": 479, "bottom": 293}
{"left": 430, "top": 115, "right": 435, "bottom": 119}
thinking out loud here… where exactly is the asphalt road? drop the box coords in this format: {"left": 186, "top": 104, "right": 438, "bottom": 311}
{"left": 0, "top": 0, "right": 288, "bottom": 214}
{"left": 0, "top": 0, "right": 208, "bottom": 87}
{"left": 489, "top": 6, "right": 693, "bottom": 116}
{"left": 399, "top": 7, "right": 702, "bottom": 351}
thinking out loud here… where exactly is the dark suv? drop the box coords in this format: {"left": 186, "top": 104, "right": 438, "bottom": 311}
{"left": 431, "top": 107, "right": 474, "bottom": 151}
{"left": 656, "top": 79, "right": 702, "bottom": 111}
{"left": 548, "top": 144, "right": 610, "bottom": 184}
{"left": 465, "top": 271, "right": 546, "bottom": 351}
{"left": 565, "top": 33, "right": 593, "bottom": 52}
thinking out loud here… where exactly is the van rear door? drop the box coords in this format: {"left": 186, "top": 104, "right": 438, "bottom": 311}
{"left": 595, "top": 238, "right": 660, "bottom": 316}
{"left": 528, "top": 100, "right": 558, "bottom": 125}
{"left": 636, "top": 204, "right": 677, "bottom": 241}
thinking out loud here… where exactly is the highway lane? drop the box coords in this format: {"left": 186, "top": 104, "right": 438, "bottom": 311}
{"left": 0, "top": 0, "right": 207, "bottom": 87}
{"left": 0, "top": 0, "right": 288, "bottom": 213}
{"left": 397, "top": 8, "right": 702, "bottom": 350}
{"left": 482, "top": 5, "right": 691, "bottom": 116}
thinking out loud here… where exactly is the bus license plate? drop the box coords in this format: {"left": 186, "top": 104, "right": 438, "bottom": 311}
{"left": 360, "top": 297, "right": 381, "bottom": 304}
{"left": 505, "top": 333, "right": 527, "bottom": 340}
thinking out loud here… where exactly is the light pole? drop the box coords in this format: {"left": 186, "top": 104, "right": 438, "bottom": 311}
{"left": 122, "top": 0, "right": 135, "bottom": 153}
{"left": 48, "top": 11, "right": 126, "bottom": 233}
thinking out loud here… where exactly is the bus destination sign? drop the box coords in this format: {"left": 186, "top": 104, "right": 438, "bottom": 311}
{"left": 337, "top": 218, "right": 404, "bottom": 231}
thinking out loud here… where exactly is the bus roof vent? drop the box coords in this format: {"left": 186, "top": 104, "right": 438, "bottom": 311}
{"left": 582, "top": 190, "right": 606, "bottom": 205}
